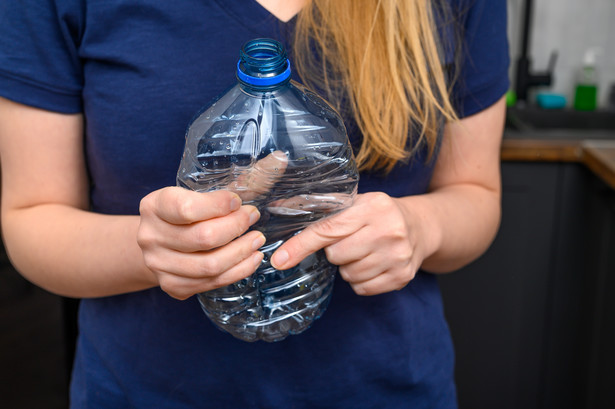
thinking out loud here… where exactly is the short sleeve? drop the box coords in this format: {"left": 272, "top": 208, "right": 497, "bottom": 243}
{"left": 452, "top": 0, "right": 510, "bottom": 118}
{"left": 0, "top": 0, "right": 84, "bottom": 113}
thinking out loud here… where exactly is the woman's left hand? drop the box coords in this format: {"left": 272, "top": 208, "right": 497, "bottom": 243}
{"left": 270, "top": 191, "right": 431, "bottom": 296}
{"left": 270, "top": 97, "right": 507, "bottom": 292}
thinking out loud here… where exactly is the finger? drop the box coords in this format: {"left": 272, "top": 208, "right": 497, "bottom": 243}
{"left": 336, "top": 253, "right": 383, "bottom": 284}
{"left": 157, "top": 250, "right": 265, "bottom": 300}
{"left": 349, "top": 270, "right": 410, "bottom": 297}
{"left": 323, "top": 226, "right": 374, "bottom": 266}
{"left": 271, "top": 212, "right": 363, "bottom": 270}
{"left": 143, "top": 187, "right": 242, "bottom": 225}
{"left": 169, "top": 205, "right": 261, "bottom": 252}
{"left": 229, "top": 150, "right": 288, "bottom": 201}
{"left": 200, "top": 249, "right": 264, "bottom": 290}
{"left": 152, "top": 230, "right": 266, "bottom": 279}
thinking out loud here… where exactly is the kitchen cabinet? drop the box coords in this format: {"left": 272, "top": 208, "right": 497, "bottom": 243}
{"left": 0, "top": 255, "right": 69, "bottom": 409}
{"left": 581, "top": 176, "right": 615, "bottom": 409}
{"left": 438, "top": 161, "right": 615, "bottom": 409}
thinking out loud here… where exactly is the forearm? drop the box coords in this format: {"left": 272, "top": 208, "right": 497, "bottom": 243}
{"left": 410, "top": 97, "right": 505, "bottom": 273}
{"left": 398, "top": 183, "right": 501, "bottom": 273}
{"left": 2, "top": 204, "right": 156, "bottom": 298}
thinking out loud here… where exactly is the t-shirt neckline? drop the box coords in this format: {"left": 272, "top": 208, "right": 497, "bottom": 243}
{"left": 210, "top": 0, "right": 295, "bottom": 35}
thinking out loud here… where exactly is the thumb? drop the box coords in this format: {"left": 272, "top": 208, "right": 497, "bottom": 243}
{"left": 270, "top": 212, "right": 359, "bottom": 270}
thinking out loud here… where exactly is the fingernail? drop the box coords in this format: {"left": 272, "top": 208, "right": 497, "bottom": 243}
{"left": 272, "top": 249, "right": 289, "bottom": 269}
{"left": 230, "top": 196, "right": 241, "bottom": 211}
{"left": 252, "top": 234, "right": 266, "bottom": 251}
{"left": 249, "top": 209, "right": 260, "bottom": 225}
{"left": 253, "top": 252, "right": 264, "bottom": 267}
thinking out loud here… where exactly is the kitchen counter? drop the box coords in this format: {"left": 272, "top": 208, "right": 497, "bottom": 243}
{"left": 502, "top": 130, "right": 615, "bottom": 189}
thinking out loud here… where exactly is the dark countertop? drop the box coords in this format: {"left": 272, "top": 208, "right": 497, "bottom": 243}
{"left": 502, "top": 130, "right": 615, "bottom": 189}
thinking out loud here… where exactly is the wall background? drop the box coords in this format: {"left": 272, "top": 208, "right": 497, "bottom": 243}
{"left": 507, "top": 0, "right": 615, "bottom": 108}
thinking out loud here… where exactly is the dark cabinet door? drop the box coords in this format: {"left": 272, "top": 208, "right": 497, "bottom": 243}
{"left": 439, "top": 162, "right": 561, "bottom": 409}
{"left": 582, "top": 178, "right": 615, "bottom": 409}
{"left": 438, "top": 162, "right": 601, "bottom": 409}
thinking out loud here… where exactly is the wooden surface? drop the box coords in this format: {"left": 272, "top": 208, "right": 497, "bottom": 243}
{"left": 501, "top": 136, "right": 615, "bottom": 190}
{"left": 501, "top": 139, "right": 584, "bottom": 162}
{"left": 581, "top": 141, "right": 615, "bottom": 190}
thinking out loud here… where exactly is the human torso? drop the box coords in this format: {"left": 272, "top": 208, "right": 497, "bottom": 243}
{"left": 0, "top": 0, "right": 510, "bottom": 407}
{"left": 72, "top": 2, "right": 455, "bottom": 407}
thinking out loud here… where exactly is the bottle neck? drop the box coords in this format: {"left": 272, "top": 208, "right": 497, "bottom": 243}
{"left": 237, "top": 38, "right": 291, "bottom": 92}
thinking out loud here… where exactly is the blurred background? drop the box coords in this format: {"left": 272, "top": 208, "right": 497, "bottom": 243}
{"left": 1, "top": 1, "right": 614, "bottom": 408}
{"left": 439, "top": 1, "right": 615, "bottom": 409}
{"left": 507, "top": 0, "right": 615, "bottom": 108}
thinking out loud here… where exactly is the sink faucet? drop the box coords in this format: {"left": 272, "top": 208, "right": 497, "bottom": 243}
{"left": 514, "top": 0, "right": 557, "bottom": 103}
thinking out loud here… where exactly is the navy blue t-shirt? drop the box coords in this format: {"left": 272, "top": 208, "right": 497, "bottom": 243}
{"left": 0, "top": 1, "right": 509, "bottom": 408}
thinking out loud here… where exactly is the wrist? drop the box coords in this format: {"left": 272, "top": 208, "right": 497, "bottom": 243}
{"left": 395, "top": 195, "right": 443, "bottom": 266}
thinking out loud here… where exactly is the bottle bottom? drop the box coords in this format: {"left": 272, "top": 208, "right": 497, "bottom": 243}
{"left": 197, "top": 250, "right": 336, "bottom": 342}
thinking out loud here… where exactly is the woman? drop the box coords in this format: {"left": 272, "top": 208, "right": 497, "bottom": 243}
{"left": 0, "top": 0, "right": 509, "bottom": 407}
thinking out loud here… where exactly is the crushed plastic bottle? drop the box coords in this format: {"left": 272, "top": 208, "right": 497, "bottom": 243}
{"left": 177, "top": 38, "right": 359, "bottom": 342}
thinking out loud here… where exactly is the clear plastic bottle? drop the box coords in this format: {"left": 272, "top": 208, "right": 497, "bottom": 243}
{"left": 177, "top": 38, "right": 359, "bottom": 342}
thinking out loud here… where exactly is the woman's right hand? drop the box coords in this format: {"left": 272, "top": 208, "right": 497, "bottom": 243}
{"left": 137, "top": 187, "right": 265, "bottom": 300}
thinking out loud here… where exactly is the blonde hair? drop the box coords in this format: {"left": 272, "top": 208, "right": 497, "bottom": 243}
{"left": 293, "top": 0, "right": 458, "bottom": 173}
